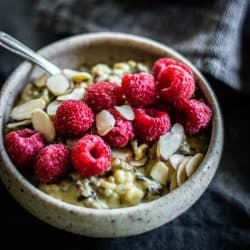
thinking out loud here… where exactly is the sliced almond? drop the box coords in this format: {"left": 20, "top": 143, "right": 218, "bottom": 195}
{"left": 57, "top": 87, "right": 85, "bottom": 101}
{"left": 31, "top": 109, "right": 56, "bottom": 142}
{"left": 171, "top": 123, "right": 184, "bottom": 134}
{"left": 158, "top": 123, "right": 184, "bottom": 160}
{"left": 96, "top": 110, "right": 115, "bottom": 136}
{"left": 10, "top": 98, "right": 46, "bottom": 120}
{"left": 169, "top": 154, "right": 185, "bottom": 170}
{"left": 176, "top": 157, "right": 191, "bottom": 186}
{"left": 33, "top": 74, "right": 48, "bottom": 88}
{"left": 186, "top": 153, "right": 203, "bottom": 177}
{"left": 150, "top": 161, "right": 169, "bottom": 185}
{"left": 46, "top": 100, "right": 61, "bottom": 116}
{"left": 62, "top": 69, "right": 92, "bottom": 82}
{"left": 6, "top": 120, "right": 31, "bottom": 129}
{"left": 129, "top": 156, "right": 148, "bottom": 167}
{"left": 170, "top": 171, "right": 178, "bottom": 191}
{"left": 47, "top": 74, "right": 70, "bottom": 96}
{"left": 111, "top": 148, "right": 133, "bottom": 161}
{"left": 114, "top": 105, "right": 135, "bottom": 121}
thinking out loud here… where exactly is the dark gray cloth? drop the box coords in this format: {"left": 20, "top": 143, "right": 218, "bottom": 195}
{"left": 36, "top": 0, "right": 249, "bottom": 91}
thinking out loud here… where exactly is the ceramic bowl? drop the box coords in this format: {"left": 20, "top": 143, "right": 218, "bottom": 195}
{"left": 0, "top": 32, "right": 223, "bottom": 237}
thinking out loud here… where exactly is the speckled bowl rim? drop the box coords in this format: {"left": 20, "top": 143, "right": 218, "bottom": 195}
{"left": 0, "top": 32, "right": 223, "bottom": 232}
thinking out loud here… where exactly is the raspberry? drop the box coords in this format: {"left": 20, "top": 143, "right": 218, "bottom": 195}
{"left": 175, "top": 98, "right": 212, "bottom": 135}
{"left": 152, "top": 57, "right": 194, "bottom": 79}
{"left": 71, "top": 134, "right": 111, "bottom": 177}
{"left": 134, "top": 108, "right": 171, "bottom": 142}
{"left": 84, "top": 82, "right": 123, "bottom": 113}
{"left": 35, "top": 144, "right": 69, "bottom": 183}
{"left": 53, "top": 100, "right": 94, "bottom": 137}
{"left": 102, "top": 108, "right": 134, "bottom": 148}
{"left": 157, "top": 65, "right": 195, "bottom": 103}
{"left": 122, "top": 72, "right": 157, "bottom": 108}
{"left": 4, "top": 129, "right": 45, "bottom": 168}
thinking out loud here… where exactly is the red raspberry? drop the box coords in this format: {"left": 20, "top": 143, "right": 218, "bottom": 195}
{"left": 102, "top": 108, "right": 134, "bottom": 148}
{"left": 134, "top": 108, "right": 171, "bottom": 142}
{"left": 4, "top": 129, "right": 45, "bottom": 169}
{"left": 152, "top": 57, "right": 194, "bottom": 79}
{"left": 157, "top": 65, "right": 195, "bottom": 103}
{"left": 84, "top": 82, "right": 123, "bottom": 113}
{"left": 122, "top": 72, "right": 157, "bottom": 108}
{"left": 35, "top": 144, "right": 69, "bottom": 183}
{"left": 71, "top": 134, "right": 111, "bottom": 177}
{"left": 53, "top": 100, "right": 94, "bottom": 137}
{"left": 175, "top": 98, "right": 212, "bottom": 135}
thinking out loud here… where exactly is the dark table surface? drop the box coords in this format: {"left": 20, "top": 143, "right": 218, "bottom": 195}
{"left": 0, "top": 1, "right": 250, "bottom": 249}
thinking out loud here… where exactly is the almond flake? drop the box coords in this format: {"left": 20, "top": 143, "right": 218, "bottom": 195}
{"left": 47, "top": 74, "right": 70, "bottom": 96}
{"left": 31, "top": 109, "right": 56, "bottom": 142}
{"left": 158, "top": 123, "right": 184, "bottom": 160}
{"left": 176, "top": 157, "right": 191, "bottom": 186}
{"left": 62, "top": 69, "right": 91, "bottom": 82}
{"left": 114, "top": 105, "right": 135, "bottom": 121}
{"left": 186, "top": 153, "right": 203, "bottom": 177}
{"left": 10, "top": 98, "right": 46, "bottom": 120}
{"left": 169, "top": 154, "right": 185, "bottom": 170}
{"left": 57, "top": 87, "right": 85, "bottom": 101}
{"left": 96, "top": 110, "right": 115, "bottom": 136}
{"left": 46, "top": 100, "right": 61, "bottom": 116}
{"left": 6, "top": 120, "right": 31, "bottom": 129}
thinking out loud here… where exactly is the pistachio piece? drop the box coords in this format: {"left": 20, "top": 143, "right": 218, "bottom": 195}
{"left": 114, "top": 105, "right": 135, "bottom": 121}
{"left": 158, "top": 123, "right": 184, "bottom": 160}
{"left": 91, "top": 64, "right": 112, "bottom": 82}
{"left": 47, "top": 74, "right": 70, "bottom": 96}
{"left": 31, "top": 109, "right": 56, "bottom": 142}
{"left": 113, "top": 62, "right": 131, "bottom": 74}
{"left": 185, "top": 153, "right": 203, "bottom": 177}
{"left": 169, "top": 154, "right": 185, "bottom": 170}
{"left": 57, "top": 87, "right": 85, "bottom": 101}
{"left": 150, "top": 161, "right": 169, "bottom": 185}
{"left": 131, "top": 140, "right": 148, "bottom": 160}
{"left": 137, "top": 63, "right": 149, "bottom": 72}
{"left": 6, "top": 120, "right": 31, "bottom": 129}
{"left": 176, "top": 157, "right": 191, "bottom": 186}
{"left": 33, "top": 74, "right": 48, "bottom": 88}
{"left": 62, "top": 69, "right": 92, "bottom": 82}
{"left": 96, "top": 110, "right": 115, "bottom": 136}
{"left": 46, "top": 100, "right": 61, "bottom": 116}
{"left": 10, "top": 98, "right": 46, "bottom": 120}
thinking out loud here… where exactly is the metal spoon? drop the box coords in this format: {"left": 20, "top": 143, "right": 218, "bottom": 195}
{"left": 0, "top": 31, "right": 60, "bottom": 75}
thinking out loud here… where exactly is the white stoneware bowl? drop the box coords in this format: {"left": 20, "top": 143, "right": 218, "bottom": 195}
{"left": 0, "top": 32, "right": 223, "bottom": 237}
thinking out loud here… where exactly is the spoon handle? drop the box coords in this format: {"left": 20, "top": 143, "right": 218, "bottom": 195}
{"left": 0, "top": 31, "right": 60, "bottom": 75}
